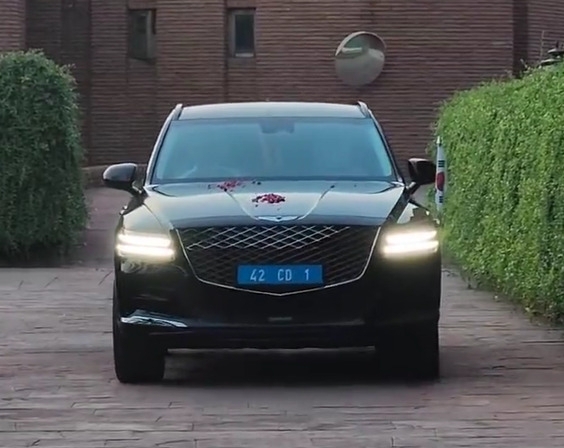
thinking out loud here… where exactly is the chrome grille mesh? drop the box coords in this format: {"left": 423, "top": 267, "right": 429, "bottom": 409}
{"left": 183, "top": 225, "right": 349, "bottom": 251}
{"left": 178, "top": 225, "right": 378, "bottom": 291}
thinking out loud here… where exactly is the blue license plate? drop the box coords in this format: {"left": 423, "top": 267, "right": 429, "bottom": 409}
{"left": 237, "top": 265, "right": 323, "bottom": 285}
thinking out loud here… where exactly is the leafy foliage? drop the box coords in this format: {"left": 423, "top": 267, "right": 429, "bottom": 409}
{"left": 430, "top": 64, "right": 564, "bottom": 321}
{"left": 0, "top": 50, "right": 87, "bottom": 259}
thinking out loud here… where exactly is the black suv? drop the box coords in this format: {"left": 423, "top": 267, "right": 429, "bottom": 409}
{"left": 103, "top": 101, "right": 441, "bottom": 383}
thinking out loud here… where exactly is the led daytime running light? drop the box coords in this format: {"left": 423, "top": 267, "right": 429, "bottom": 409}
{"left": 382, "top": 229, "right": 439, "bottom": 257}
{"left": 116, "top": 231, "right": 174, "bottom": 259}
{"left": 117, "top": 232, "right": 171, "bottom": 248}
{"left": 385, "top": 230, "right": 437, "bottom": 245}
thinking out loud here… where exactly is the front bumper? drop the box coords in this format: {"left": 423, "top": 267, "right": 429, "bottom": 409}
{"left": 118, "top": 311, "right": 438, "bottom": 349}
{"left": 114, "top": 251, "right": 441, "bottom": 349}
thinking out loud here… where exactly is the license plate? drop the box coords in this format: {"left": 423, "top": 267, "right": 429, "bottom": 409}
{"left": 237, "top": 265, "right": 323, "bottom": 285}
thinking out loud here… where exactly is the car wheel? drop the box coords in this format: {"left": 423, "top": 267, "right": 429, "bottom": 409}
{"left": 377, "top": 322, "right": 440, "bottom": 380}
{"left": 112, "top": 288, "right": 165, "bottom": 384}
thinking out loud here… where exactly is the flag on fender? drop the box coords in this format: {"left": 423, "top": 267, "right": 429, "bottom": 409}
{"left": 435, "top": 136, "right": 446, "bottom": 212}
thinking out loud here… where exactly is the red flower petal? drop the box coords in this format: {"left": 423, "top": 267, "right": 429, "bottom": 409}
{"left": 251, "top": 193, "right": 286, "bottom": 204}
{"left": 216, "top": 180, "right": 245, "bottom": 192}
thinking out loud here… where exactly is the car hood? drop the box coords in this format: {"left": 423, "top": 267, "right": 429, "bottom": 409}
{"left": 143, "top": 180, "right": 407, "bottom": 228}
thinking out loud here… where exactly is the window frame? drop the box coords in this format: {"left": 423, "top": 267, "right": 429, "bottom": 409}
{"left": 127, "top": 8, "right": 157, "bottom": 62}
{"left": 227, "top": 8, "right": 256, "bottom": 58}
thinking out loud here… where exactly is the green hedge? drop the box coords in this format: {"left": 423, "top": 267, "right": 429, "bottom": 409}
{"left": 0, "top": 50, "right": 87, "bottom": 259}
{"left": 431, "top": 64, "right": 564, "bottom": 321}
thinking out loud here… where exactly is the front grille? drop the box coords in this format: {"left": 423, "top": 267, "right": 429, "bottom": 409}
{"left": 178, "top": 225, "right": 379, "bottom": 291}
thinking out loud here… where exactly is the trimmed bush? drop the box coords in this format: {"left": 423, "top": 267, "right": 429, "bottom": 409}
{"left": 431, "top": 64, "right": 564, "bottom": 321}
{"left": 0, "top": 50, "right": 87, "bottom": 259}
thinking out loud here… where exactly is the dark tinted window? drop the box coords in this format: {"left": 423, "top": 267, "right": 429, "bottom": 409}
{"left": 128, "top": 9, "right": 156, "bottom": 61}
{"left": 234, "top": 13, "right": 254, "bottom": 53}
{"left": 228, "top": 9, "right": 255, "bottom": 56}
{"left": 153, "top": 117, "right": 395, "bottom": 183}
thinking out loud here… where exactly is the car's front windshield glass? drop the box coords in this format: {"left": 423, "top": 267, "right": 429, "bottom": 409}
{"left": 151, "top": 116, "right": 396, "bottom": 183}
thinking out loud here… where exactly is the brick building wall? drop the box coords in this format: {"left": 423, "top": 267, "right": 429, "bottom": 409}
{"left": 94, "top": 0, "right": 515, "bottom": 167}
{"left": 0, "top": 0, "right": 25, "bottom": 51}
{"left": 2, "top": 0, "right": 564, "bottom": 167}
{"left": 527, "top": 0, "right": 564, "bottom": 65}
{"left": 26, "top": 0, "right": 93, "bottom": 163}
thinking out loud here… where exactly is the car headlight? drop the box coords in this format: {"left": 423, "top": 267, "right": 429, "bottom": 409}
{"left": 381, "top": 228, "right": 439, "bottom": 257}
{"left": 116, "top": 230, "right": 175, "bottom": 260}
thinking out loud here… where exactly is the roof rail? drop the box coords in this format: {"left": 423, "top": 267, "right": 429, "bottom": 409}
{"left": 171, "top": 103, "right": 183, "bottom": 120}
{"left": 356, "top": 101, "right": 370, "bottom": 117}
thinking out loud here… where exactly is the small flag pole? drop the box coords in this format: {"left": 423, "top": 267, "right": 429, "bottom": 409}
{"left": 435, "top": 136, "right": 446, "bottom": 213}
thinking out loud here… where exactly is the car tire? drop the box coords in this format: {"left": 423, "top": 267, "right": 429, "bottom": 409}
{"left": 377, "top": 322, "right": 440, "bottom": 380}
{"left": 112, "top": 288, "right": 165, "bottom": 384}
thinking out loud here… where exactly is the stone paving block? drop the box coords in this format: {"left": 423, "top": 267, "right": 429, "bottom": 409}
{"left": 195, "top": 438, "right": 312, "bottom": 448}
{"left": 29, "top": 442, "right": 109, "bottom": 448}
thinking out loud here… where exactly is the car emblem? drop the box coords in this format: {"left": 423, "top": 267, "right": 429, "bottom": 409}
{"left": 256, "top": 215, "right": 299, "bottom": 222}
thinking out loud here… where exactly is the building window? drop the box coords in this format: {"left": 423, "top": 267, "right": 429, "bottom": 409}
{"left": 227, "top": 8, "right": 255, "bottom": 57}
{"left": 128, "top": 9, "right": 156, "bottom": 61}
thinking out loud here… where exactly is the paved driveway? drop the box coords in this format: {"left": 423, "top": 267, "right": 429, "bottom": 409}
{"left": 2, "top": 189, "right": 564, "bottom": 447}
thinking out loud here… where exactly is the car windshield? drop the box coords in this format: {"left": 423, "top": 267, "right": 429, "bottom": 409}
{"left": 151, "top": 116, "right": 396, "bottom": 183}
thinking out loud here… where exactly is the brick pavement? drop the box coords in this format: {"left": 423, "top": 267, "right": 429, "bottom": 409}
{"left": 1, "top": 188, "right": 564, "bottom": 447}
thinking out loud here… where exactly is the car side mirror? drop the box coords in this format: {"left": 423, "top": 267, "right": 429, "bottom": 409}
{"left": 102, "top": 163, "right": 139, "bottom": 193}
{"left": 406, "top": 158, "right": 436, "bottom": 194}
